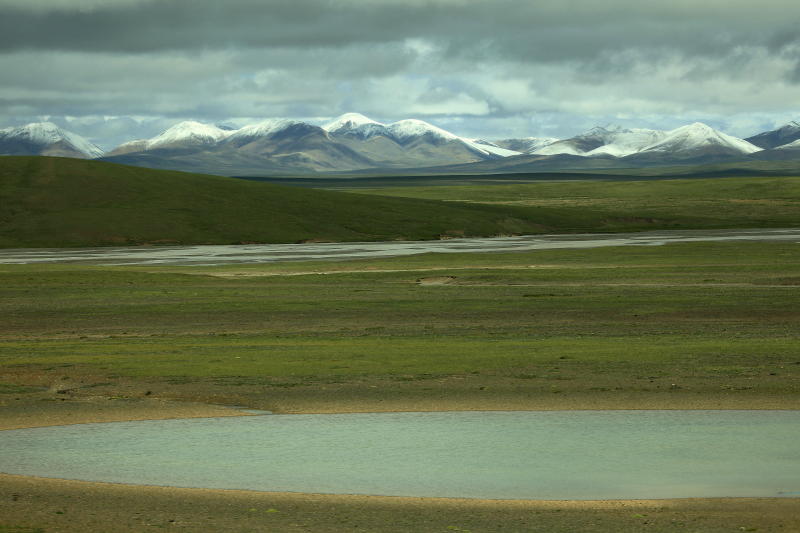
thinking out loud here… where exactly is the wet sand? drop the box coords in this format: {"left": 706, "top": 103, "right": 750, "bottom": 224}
{"left": 1, "top": 396, "right": 799, "bottom": 532}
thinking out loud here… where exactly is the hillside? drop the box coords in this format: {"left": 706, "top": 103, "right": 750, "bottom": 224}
{"left": 0, "top": 156, "right": 658, "bottom": 248}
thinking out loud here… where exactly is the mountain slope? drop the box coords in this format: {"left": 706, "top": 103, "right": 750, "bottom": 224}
{"left": 490, "top": 137, "right": 559, "bottom": 154}
{"left": 621, "top": 123, "right": 761, "bottom": 165}
{"left": 104, "top": 120, "right": 377, "bottom": 174}
{"left": 0, "top": 156, "right": 590, "bottom": 248}
{"left": 102, "top": 114, "right": 518, "bottom": 175}
{"left": 106, "top": 121, "right": 233, "bottom": 157}
{"left": 745, "top": 121, "right": 800, "bottom": 149}
{"left": 0, "top": 122, "right": 103, "bottom": 159}
{"left": 531, "top": 126, "right": 666, "bottom": 157}
{"left": 776, "top": 138, "right": 800, "bottom": 150}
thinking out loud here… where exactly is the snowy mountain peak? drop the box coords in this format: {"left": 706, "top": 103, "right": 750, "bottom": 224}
{"left": 146, "top": 121, "right": 233, "bottom": 149}
{"left": 682, "top": 122, "right": 718, "bottom": 134}
{"left": 777, "top": 121, "right": 800, "bottom": 133}
{"left": 0, "top": 121, "right": 104, "bottom": 158}
{"left": 230, "top": 118, "right": 304, "bottom": 138}
{"left": 322, "top": 113, "right": 382, "bottom": 133}
{"left": 584, "top": 124, "right": 627, "bottom": 136}
{"left": 639, "top": 122, "right": 761, "bottom": 155}
{"left": 387, "top": 119, "right": 459, "bottom": 143}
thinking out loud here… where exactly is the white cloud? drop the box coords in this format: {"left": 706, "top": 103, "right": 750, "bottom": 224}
{"left": 1, "top": 2, "right": 799, "bottom": 142}
{"left": 0, "top": 0, "right": 150, "bottom": 12}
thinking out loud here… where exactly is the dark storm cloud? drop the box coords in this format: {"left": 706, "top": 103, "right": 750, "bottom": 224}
{"left": 2, "top": 0, "right": 798, "bottom": 64}
{"left": 2, "top": 0, "right": 800, "bottom": 143}
{"left": 0, "top": 0, "right": 435, "bottom": 52}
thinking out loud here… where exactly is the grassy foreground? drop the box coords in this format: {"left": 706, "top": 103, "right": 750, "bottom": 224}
{"left": 2, "top": 240, "right": 800, "bottom": 531}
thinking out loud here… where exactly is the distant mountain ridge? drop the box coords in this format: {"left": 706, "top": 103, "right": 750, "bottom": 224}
{"left": 2, "top": 115, "right": 800, "bottom": 175}
{"left": 99, "top": 113, "right": 522, "bottom": 175}
{"left": 0, "top": 122, "right": 103, "bottom": 159}
{"left": 745, "top": 121, "right": 800, "bottom": 149}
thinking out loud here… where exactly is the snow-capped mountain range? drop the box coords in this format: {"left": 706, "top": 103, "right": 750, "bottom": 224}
{"left": 321, "top": 113, "right": 519, "bottom": 157}
{"left": 111, "top": 121, "right": 234, "bottom": 156}
{"left": 0, "top": 122, "right": 104, "bottom": 159}
{"left": 2, "top": 113, "right": 800, "bottom": 174}
{"left": 525, "top": 123, "right": 762, "bottom": 159}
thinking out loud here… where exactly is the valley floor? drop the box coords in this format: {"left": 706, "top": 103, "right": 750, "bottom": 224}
{"left": 2, "top": 240, "right": 799, "bottom": 531}
{"left": 1, "top": 397, "right": 799, "bottom": 532}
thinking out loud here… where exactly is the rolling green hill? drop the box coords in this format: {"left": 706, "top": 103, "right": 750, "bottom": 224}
{"left": 0, "top": 156, "right": 671, "bottom": 248}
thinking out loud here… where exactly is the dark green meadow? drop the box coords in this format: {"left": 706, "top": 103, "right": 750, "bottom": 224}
{"left": 0, "top": 156, "right": 570, "bottom": 248}
{"left": 4, "top": 157, "right": 800, "bottom": 250}
{"left": 2, "top": 240, "right": 799, "bottom": 409}
{"left": 1, "top": 156, "right": 725, "bottom": 250}
{"left": 351, "top": 175, "right": 800, "bottom": 230}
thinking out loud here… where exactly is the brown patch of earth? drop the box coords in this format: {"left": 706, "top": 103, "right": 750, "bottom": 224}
{"left": 416, "top": 275, "right": 457, "bottom": 286}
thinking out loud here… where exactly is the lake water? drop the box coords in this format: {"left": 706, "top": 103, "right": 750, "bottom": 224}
{"left": 0, "top": 227, "right": 798, "bottom": 266}
{"left": 1, "top": 410, "right": 798, "bottom": 500}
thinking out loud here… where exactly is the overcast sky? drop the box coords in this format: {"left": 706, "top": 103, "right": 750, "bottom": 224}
{"left": 1, "top": 0, "right": 799, "bottom": 149}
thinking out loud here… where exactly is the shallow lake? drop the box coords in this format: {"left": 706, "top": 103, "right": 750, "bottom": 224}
{"left": 0, "top": 227, "right": 798, "bottom": 265}
{"left": 1, "top": 410, "right": 798, "bottom": 500}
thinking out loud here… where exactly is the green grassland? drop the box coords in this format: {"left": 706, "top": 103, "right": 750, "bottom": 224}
{"left": 3, "top": 161, "right": 800, "bottom": 532}
{"left": 0, "top": 156, "right": 594, "bottom": 248}
{"left": 3, "top": 157, "right": 800, "bottom": 249}
{"left": 351, "top": 175, "right": 800, "bottom": 230}
{"left": 2, "top": 240, "right": 798, "bottom": 409}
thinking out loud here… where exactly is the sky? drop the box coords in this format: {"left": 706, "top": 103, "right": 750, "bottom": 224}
{"left": 1, "top": 0, "right": 799, "bottom": 150}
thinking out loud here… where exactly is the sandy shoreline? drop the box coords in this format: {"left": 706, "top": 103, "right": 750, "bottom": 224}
{"left": 2, "top": 397, "right": 799, "bottom": 532}
{"left": 3, "top": 471, "right": 797, "bottom": 532}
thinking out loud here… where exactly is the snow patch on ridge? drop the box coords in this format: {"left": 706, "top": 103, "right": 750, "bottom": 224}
{"left": 461, "top": 138, "right": 521, "bottom": 157}
{"left": 776, "top": 138, "right": 800, "bottom": 150}
{"left": 491, "top": 137, "right": 559, "bottom": 154}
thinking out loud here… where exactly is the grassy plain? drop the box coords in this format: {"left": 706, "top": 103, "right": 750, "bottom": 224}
{"left": 351, "top": 175, "right": 800, "bottom": 230}
{"left": 2, "top": 171, "right": 800, "bottom": 531}
{"left": 1, "top": 240, "right": 799, "bottom": 411}
{"left": 2, "top": 240, "right": 800, "bottom": 531}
